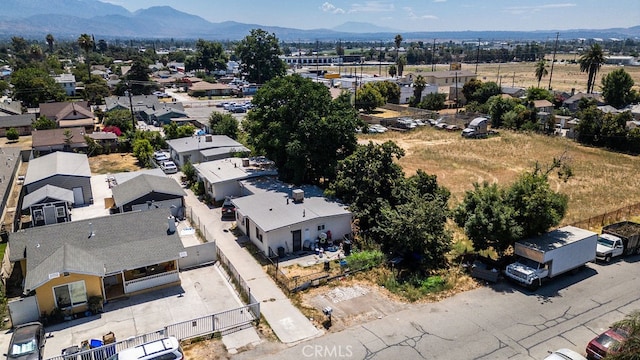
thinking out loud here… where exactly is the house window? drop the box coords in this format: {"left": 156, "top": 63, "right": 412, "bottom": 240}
{"left": 56, "top": 206, "right": 66, "bottom": 218}
{"left": 53, "top": 281, "right": 87, "bottom": 309}
{"left": 33, "top": 209, "right": 44, "bottom": 221}
{"left": 317, "top": 224, "right": 325, "bottom": 231}
{"left": 256, "top": 227, "right": 263, "bottom": 242}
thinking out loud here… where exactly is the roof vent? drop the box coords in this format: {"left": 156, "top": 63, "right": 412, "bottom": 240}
{"left": 168, "top": 216, "right": 176, "bottom": 234}
{"left": 205, "top": 135, "right": 212, "bottom": 142}
{"left": 292, "top": 189, "right": 304, "bottom": 203}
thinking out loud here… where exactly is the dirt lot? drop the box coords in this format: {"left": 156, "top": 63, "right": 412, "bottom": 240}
{"left": 88, "top": 153, "right": 142, "bottom": 174}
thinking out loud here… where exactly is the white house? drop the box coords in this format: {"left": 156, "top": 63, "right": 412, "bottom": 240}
{"left": 195, "top": 157, "right": 277, "bottom": 202}
{"left": 231, "top": 178, "right": 352, "bottom": 257}
{"left": 166, "top": 135, "right": 250, "bottom": 167}
{"left": 53, "top": 74, "right": 77, "bottom": 96}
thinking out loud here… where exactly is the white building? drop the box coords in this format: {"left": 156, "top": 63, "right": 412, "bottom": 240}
{"left": 195, "top": 157, "right": 277, "bottom": 202}
{"left": 53, "top": 73, "right": 77, "bottom": 96}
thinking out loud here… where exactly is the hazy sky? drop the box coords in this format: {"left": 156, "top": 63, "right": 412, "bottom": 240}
{"left": 100, "top": 0, "right": 640, "bottom": 32}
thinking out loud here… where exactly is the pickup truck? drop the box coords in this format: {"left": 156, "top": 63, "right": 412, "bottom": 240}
{"left": 596, "top": 221, "right": 640, "bottom": 262}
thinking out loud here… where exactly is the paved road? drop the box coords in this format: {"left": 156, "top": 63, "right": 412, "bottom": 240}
{"left": 233, "top": 256, "right": 640, "bottom": 360}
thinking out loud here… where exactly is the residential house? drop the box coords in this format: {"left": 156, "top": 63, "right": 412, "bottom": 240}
{"left": 0, "top": 98, "right": 23, "bottom": 116}
{"left": 23, "top": 152, "right": 93, "bottom": 206}
{"left": 501, "top": 87, "right": 526, "bottom": 98}
{"left": 187, "top": 81, "right": 233, "bottom": 97}
{"left": 104, "top": 95, "right": 185, "bottom": 125}
{"left": 231, "top": 178, "right": 352, "bottom": 257}
{"left": 398, "top": 84, "right": 439, "bottom": 105}
{"left": 597, "top": 105, "right": 620, "bottom": 115}
{"left": 21, "top": 185, "right": 72, "bottom": 227}
{"left": 0, "top": 114, "right": 35, "bottom": 137}
{"left": 110, "top": 174, "right": 185, "bottom": 217}
{"left": 624, "top": 104, "right": 640, "bottom": 120}
{"left": 166, "top": 135, "right": 249, "bottom": 168}
{"left": 7, "top": 209, "right": 185, "bottom": 320}
{"left": 32, "top": 127, "right": 88, "bottom": 154}
{"left": 149, "top": 104, "right": 187, "bottom": 125}
{"left": 53, "top": 74, "right": 77, "bottom": 96}
{"left": 87, "top": 131, "right": 119, "bottom": 152}
{"left": 403, "top": 70, "right": 477, "bottom": 87}
{"left": 533, "top": 99, "right": 554, "bottom": 114}
{"left": 39, "top": 101, "right": 94, "bottom": 133}
{"left": 195, "top": 157, "right": 277, "bottom": 202}
{"left": 563, "top": 92, "right": 604, "bottom": 112}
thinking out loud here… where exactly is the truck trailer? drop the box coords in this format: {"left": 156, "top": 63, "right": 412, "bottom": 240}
{"left": 504, "top": 226, "right": 597, "bottom": 289}
{"left": 596, "top": 221, "right": 640, "bottom": 262}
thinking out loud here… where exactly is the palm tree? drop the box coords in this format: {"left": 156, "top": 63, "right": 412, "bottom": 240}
{"left": 77, "top": 33, "right": 94, "bottom": 83}
{"left": 608, "top": 310, "right": 640, "bottom": 360}
{"left": 45, "top": 34, "right": 54, "bottom": 53}
{"left": 29, "top": 44, "right": 43, "bottom": 62}
{"left": 534, "top": 59, "right": 548, "bottom": 88}
{"left": 579, "top": 43, "right": 605, "bottom": 94}
{"left": 394, "top": 34, "right": 403, "bottom": 62}
{"left": 412, "top": 75, "right": 426, "bottom": 106}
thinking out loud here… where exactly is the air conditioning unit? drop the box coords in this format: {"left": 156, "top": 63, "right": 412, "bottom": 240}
{"left": 292, "top": 189, "right": 304, "bottom": 203}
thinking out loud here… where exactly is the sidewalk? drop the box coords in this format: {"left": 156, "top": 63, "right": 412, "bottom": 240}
{"left": 181, "top": 186, "right": 322, "bottom": 345}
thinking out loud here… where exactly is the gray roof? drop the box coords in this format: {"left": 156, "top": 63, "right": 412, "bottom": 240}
{"left": 0, "top": 114, "right": 35, "bottom": 128}
{"left": 88, "top": 131, "right": 118, "bottom": 140}
{"left": 200, "top": 146, "right": 250, "bottom": 158}
{"left": 22, "top": 184, "right": 74, "bottom": 209}
{"left": 111, "top": 174, "right": 185, "bottom": 207}
{"left": 24, "top": 152, "right": 91, "bottom": 185}
{"left": 195, "top": 157, "right": 277, "bottom": 184}
{"left": 232, "top": 178, "right": 350, "bottom": 232}
{"left": 9, "top": 209, "right": 185, "bottom": 292}
{"left": 167, "top": 135, "right": 245, "bottom": 153}
{"left": 111, "top": 168, "right": 166, "bottom": 185}
{"left": 0, "top": 147, "right": 22, "bottom": 213}
{"left": 518, "top": 226, "right": 597, "bottom": 252}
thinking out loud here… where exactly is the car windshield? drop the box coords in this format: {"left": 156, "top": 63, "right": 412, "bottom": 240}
{"left": 596, "top": 333, "right": 620, "bottom": 349}
{"left": 597, "top": 238, "right": 615, "bottom": 247}
{"left": 9, "top": 339, "right": 37, "bottom": 356}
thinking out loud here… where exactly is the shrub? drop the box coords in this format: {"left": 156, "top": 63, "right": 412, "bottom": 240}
{"left": 346, "top": 250, "right": 385, "bottom": 269}
{"left": 6, "top": 128, "right": 18, "bottom": 141}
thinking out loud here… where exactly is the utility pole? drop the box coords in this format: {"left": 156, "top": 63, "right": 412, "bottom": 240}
{"left": 378, "top": 41, "right": 382, "bottom": 76}
{"left": 548, "top": 32, "right": 559, "bottom": 90}
{"left": 316, "top": 39, "right": 319, "bottom": 82}
{"left": 125, "top": 83, "right": 135, "bottom": 131}
{"left": 455, "top": 71, "right": 459, "bottom": 114}
{"left": 432, "top": 38, "right": 436, "bottom": 71}
{"left": 475, "top": 38, "right": 481, "bottom": 74}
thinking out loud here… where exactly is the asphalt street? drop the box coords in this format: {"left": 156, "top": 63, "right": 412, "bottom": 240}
{"left": 234, "top": 255, "right": 640, "bottom": 360}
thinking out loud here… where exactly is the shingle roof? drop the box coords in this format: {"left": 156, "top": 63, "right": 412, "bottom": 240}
{"left": 31, "top": 127, "right": 88, "bottom": 148}
{"left": 111, "top": 168, "right": 166, "bottom": 185}
{"left": 9, "top": 209, "right": 185, "bottom": 292}
{"left": 166, "top": 135, "right": 244, "bottom": 153}
{"left": 39, "top": 101, "right": 90, "bottom": 120}
{"left": 24, "top": 152, "right": 91, "bottom": 185}
{"left": 0, "top": 114, "right": 35, "bottom": 128}
{"left": 111, "top": 174, "right": 185, "bottom": 207}
{"left": 88, "top": 131, "right": 118, "bottom": 140}
{"left": 22, "top": 184, "right": 74, "bottom": 209}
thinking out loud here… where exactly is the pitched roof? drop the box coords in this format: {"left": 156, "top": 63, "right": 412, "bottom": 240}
{"left": 111, "top": 174, "right": 185, "bottom": 207}
{"left": 189, "top": 81, "right": 220, "bottom": 91}
{"left": 39, "top": 101, "right": 90, "bottom": 120}
{"left": 0, "top": 114, "right": 35, "bottom": 128}
{"left": 24, "top": 152, "right": 91, "bottom": 185}
{"left": 533, "top": 100, "right": 553, "bottom": 108}
{"left": 88, "top": 131, "right": 118, "bottom": 140}
{"left": 110, "top": 168, "right": 166, "bottom": 186}
{"left": 31, "top": 127, "right": 88, "bottom": 148}
{"left": 9, "top": 209, "right": 185, "bottom": 292}
{"left": 166, "top": 135, "right": 244, "bottom": 153}
{"left": 22, "top": 184, "right": 74, "bottom": 209}
{"left": 564, "top": 92, "right": 603, "bottom": 105}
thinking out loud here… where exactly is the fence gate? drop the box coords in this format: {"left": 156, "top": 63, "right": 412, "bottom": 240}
{"left": 8, "top": 296, "right": 39, "bottom": 326}
{"left": 178, "top": 242, "right": 217, "bottom": 270}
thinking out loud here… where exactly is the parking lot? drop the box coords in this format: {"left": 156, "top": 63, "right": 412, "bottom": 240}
{"left": 0, "top": 265, "right": 246, "bottom": 359}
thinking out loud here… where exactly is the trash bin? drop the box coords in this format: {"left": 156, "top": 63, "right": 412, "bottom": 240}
{"left": 277, "top": 246, "right": 285, "bottom": 258}
{"left": 103, "top": 332, "right": 116, "bottom": 357}
{"left": 90, "top": 339, "right": 103, "bottom": 348}
{"left": 62, "top": 345, "right": 80, "bottom": 360}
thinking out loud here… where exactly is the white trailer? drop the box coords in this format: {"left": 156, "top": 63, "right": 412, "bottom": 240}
{"left": 505, "top": 226, "right": 597, "bottom": 289}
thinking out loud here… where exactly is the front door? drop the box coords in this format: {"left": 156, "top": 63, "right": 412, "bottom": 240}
{"left": 292, "top": 230, "right": 302, "bottom": 252}
{"left": 43, "top": 205, "right": 56, "bottom": 225}
{"left": 245, "top": 217, "right": 250, "bottom": 238}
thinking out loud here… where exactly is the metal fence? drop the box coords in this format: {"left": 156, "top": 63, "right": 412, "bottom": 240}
{"left": 570, "top": 201, "right": 640, "bottom": 231}
{"left": 45, "top": 303, "right": 260, "bottom": 360}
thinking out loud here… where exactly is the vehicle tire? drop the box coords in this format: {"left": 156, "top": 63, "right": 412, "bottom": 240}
{"left": 605, "top": 254, "right": 611, "bottom": 263}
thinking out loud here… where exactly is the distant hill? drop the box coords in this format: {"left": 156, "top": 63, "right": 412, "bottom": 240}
{"left": 0, "top": 0, "right": 637, "bottom": 42}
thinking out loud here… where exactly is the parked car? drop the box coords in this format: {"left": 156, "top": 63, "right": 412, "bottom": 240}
{"left": 446, "top": 124, "right": 461, "bottom": 132}
{"left": 223, "top": 102, "right": 237, "bottom": 111}
{"left": 108, "top": 336, "right": 183, "bottom": 360}
{"left": 5, "top": 322, "right": 45, "bottom": 360}
{"left": 586, "top": 327, "right": 628, "bottom": 360}
{"left": 544, "top": 348, "right": 587, "bottom": 360}
{"left": 229, "top": 105, "right": 247, "bottom": 113}
{"left": 426, "top": 118, "right": 437, "bottom": 126}
{"left": 368, "top": 124, "right": 388, "bottom": 133}
{"left": 434, "top": 122, "right": 448, "bottom": 130}
{"left": 161, "top": 161, "right": 178, "bottom": 174}
{"left": 221, "top": 197, "right": 236, "bottom": 220}
{"left": 154, "top": 152, "right": 170, "bottom": 162}
{"left": 413, "top": 119, "right": 426, "bottom": 126}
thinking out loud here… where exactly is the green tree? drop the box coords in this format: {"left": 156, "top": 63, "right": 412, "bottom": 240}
{"left": 10, "top": 67, "right": 66, "bottom": 107}
{"left": 394, "top": 34, "right": 403, "bottom": 62}
{"left": 418, "top": 93, "right": 446, "bottom": 110}
{"left": 397, "top": 55, "right": 407, "bottom": 77}
{"left": 487, "top": 95, "right": 519, "bottom": 129}
{"left": 104, "top": 109, "right": 134, "bottom": 133}
{"left": 163, "top": 123, "right": 195, "bottom": 140}
{"left": 77, "top": 34, "right": 94, "bottom": 83}
{"left": 185, "top": 39, "right": 228, "bottom": 74}
{"left": 356, "top": 84, "right": 384, "bottom": 113}
{"left": 32, "top": 115, "right": 57, "bottom": 130}
{"left": 6, "top": 128, "right": 19, "bottom": 141}
{"left": 83, "top": 80, "right": 110, "bottom": 105}
{"left": 235, "top": 29, "right": 286, "bottom": 84}
{"left": 534, "top": 59, "right": 548, "bottom": 88}
{"left": 607, "top": 310, "right": 640, "bottom": 360}
{"left": 0, "top": 80, "right": 8, "bottom": 94}
{"left": 368, "top": 81, "right": 400, "bottom": 104}
{"left": 410, "top": 75, "right": 426, "bottom": 107}
{"left": 525, "top": 87, "right": 553, "bottom": 101}
{"left": 243, "top": 75, "right": 359, "bottom": 184}
{"left": 45, "top": 34, "right": 55, "bottom": 53}
{"left": 579, "top": 44, "right": 605, "bottom": 94}
{"left": 123, "top": 59, "right": 153, "bottom": 95}
{"left": 575, "top": 105, "right": 604, "bottom": 145}
{"left": 388, "top": 64, "right": 397, "bottom": 78}
{"left": 602, "top": 68, "right": 636, "bottom": 108}
{"left": 132, "top": 138, "right": 153, "bottom": 167}
{"left": 182, "top": 161, "right": 197, "bottom": 186}
{"left": 209, "top": 112, "right": 239, "bottom": 139}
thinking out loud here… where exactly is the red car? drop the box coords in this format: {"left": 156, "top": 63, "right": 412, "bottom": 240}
{"left": 586, "top": 327, "right": 628, "bottom": 360}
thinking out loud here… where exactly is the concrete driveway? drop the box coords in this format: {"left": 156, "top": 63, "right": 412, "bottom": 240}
{"left": 0, "top": 265, "right": 245, "bottom": 359}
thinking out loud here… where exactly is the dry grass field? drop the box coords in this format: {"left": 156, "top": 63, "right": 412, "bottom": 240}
{"left": 359, "top": 127, "right": 640, "bottom": 226}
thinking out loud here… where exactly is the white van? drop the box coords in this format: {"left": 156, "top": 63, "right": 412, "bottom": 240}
{"left": 108, "top": 337, "right": 183, "bottom": 360}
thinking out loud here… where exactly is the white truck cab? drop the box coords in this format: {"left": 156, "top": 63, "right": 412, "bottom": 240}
{"left": 596, "top": 233, "right": 624, "bottom": 262}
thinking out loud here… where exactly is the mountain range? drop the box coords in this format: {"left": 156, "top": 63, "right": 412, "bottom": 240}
{"left": 1, "top": 0, "right": 638, "bottom": 42}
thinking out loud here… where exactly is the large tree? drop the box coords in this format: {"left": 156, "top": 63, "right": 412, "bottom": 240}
{"left": 77, "top": 34, "right": 94, "bottom": 83}
{"left": 10, "top": 67, "right": 66, "bottom": 107}
{"left": 607, "top": 310, "right": 640, "bottom": 360}
{"left": 411, "top": 74, "right": 426, "bottom": 106}
{"left": 394, "top": 34, "right": 403, "bottom": 62}
{"left": 602, "top": 68, "right": 636, "bottom": 108}
{"left": 534, "top": 59, "right": 548, "bottom": 88}
{"left": 185, "top": 39, "right": 228, "bottom": 74}
{"left": 209, "top": 112, "right": 239, "bottom": 139}
{"left": 355, "top": 83, "right": 384, "bottom": 113}
{"left": 243, "top": 75, "right": 359, "bottom": 184}
{"left": 579, "top": 44, "right": 605, "bottom": 94}
{"left": 45, "top": 34, "right": 55, "bottom": 53}
{"left": 235, "top": 29, "right": 286, "bottom": 84}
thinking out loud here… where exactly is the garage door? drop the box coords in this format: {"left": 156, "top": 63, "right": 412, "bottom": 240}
{"left": 8, "top": 296, "right": 39, "bottom": 326}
